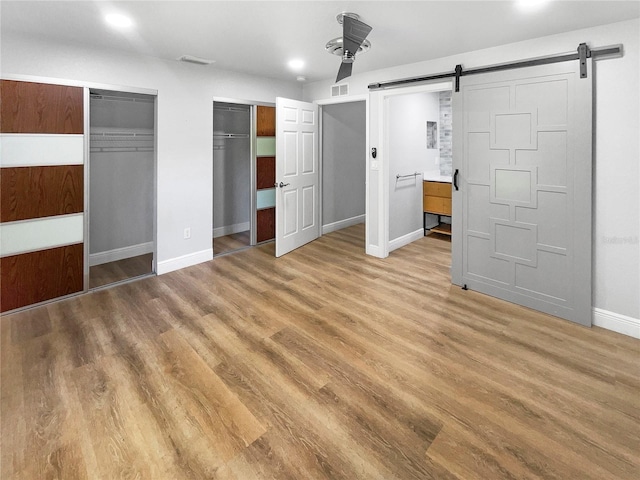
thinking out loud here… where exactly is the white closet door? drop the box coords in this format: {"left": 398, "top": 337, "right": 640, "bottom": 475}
{"left": 275, "top": 97, "right": 319, "bottom": 257}
{"left": 452, "top": 59, "right": 593, "bottom": 326}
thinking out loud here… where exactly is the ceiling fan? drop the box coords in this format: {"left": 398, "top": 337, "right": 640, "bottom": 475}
{"left": 325, "top": 12, "right": 373, "bottom": 83}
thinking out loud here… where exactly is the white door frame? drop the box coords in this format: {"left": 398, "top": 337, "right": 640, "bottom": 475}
{"left": 369, "top": 81, "right": 452, "bottom": 258}
{"left": 316, "top": 94, "right": 369, "bottom": 245}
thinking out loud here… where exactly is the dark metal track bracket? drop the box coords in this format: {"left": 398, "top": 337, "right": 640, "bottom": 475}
{"left": 368, "top": 43, "right": 622, "bottom": 91}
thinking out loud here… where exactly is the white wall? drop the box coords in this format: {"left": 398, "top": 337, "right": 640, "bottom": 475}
{"left": 1, "top": 31, "right": 303, "bottom": 273}
{"left": 305, "top": 18, "right": 640, "bottom": 325}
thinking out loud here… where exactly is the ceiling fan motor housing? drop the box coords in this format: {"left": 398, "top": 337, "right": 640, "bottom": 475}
{"left": 327, "top": 12, "right": 373, "bottom": 83}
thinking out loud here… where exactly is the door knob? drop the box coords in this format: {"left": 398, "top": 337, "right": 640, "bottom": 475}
{"left": 275, "top": 182, "right": 290, "bottom": 188}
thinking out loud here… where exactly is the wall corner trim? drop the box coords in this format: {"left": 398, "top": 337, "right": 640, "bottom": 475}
{"left": 592, "top": 307, "right": 640, "bottom": 339}
{"left": 157, "top": 248, "right": 213, "bottom": 275}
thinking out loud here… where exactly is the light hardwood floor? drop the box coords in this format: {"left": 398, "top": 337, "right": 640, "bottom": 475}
{"left": 89, "top": 253, "right": 154, "bottom": 289}
{"left": 213, "top": 231, "right": 251, "bottom": 256}
{"left": 2, "top": 224, "right": 639, "bottom": 479}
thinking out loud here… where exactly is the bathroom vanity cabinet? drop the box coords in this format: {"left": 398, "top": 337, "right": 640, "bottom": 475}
{"left": 423, "top": 180, "right": 452, "bottom": 236}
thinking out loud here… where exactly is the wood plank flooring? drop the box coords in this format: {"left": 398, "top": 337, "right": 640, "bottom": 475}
{"left": 213, "top": 231, "right": 251, "bottom": 256}
{"left": 2, "top": 224, "right": 639, "bottom": 479}
{"left": 89, "top": 253, "right": 154, "bottom": 289}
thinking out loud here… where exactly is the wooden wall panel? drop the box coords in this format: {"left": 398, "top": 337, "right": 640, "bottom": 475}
{"left": 0, "top": 80, "right": 84, "bottom": 134}
{"left": 257, "top": 156, "right": 276, "bottom": 190}
{"left": 1, "top": 165, "right": 84, "bottom": 222}
{"left": 256, "top": 106, "right": 276, "bottom": 137}
{"left": 256, "top": 207, "right": 275, "bottom": 243}
{"left": 0, "top": 243, "right": 84, "bottom": 313}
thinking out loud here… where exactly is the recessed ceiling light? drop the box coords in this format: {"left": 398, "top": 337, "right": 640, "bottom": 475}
{"left": 288, "top": 59, "right": 305, "bottom": 71}
{"left": 516, "top": 0, "right": 550, "bottom": 11}
{"left": 105, "top": 13, "right": 134, "bottom": 28}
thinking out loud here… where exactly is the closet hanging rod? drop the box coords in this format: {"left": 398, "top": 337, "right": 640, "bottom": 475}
{"left": 396, "top": 172, "right": 422, "bottom": 180}
{"left": 213, "top": 133, "right": 250, "bottom": 138}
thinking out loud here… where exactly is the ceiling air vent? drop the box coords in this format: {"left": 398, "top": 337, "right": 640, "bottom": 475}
{"left": 331, "top": 84, "right": 349, "bottom": 97}
{"left": 178, "top": 55, "right": 215, "bottom": 65}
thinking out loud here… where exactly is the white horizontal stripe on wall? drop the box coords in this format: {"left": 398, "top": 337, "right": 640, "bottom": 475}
{"left": 0, "top": 134, "right": 84, "bottom": 167}
{"left": 0, "top": 213, "right": 84, "bottom": 257}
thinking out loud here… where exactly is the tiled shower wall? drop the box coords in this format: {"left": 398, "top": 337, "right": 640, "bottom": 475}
{"left": 439, "top": 90, "right": 452, "bottom": 176}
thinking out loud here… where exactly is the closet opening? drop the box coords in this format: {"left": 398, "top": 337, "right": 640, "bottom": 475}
{"left": 88, "top": 89, "right": 157, "bottom": 289}
{"left": 320, "top": 100, "right": 367, "bottom": 244}
{"left": 213, "top": 101, "right": 253, "bottom": 256}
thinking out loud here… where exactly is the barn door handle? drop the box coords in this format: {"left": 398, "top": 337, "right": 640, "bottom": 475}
{"left": 453, "top": 169, "right": 459, "bottom": 191}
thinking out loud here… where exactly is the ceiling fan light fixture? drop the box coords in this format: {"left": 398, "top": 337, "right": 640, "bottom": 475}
{"left": 326, "top": 12, "right": 373, "bottom": 83}
{"left": 325, "top": 37, "right": 371, "bottom": 57}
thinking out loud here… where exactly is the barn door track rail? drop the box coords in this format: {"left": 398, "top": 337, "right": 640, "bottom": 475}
{"left": 368, "top": 43, "right": 622, "bottom": 92}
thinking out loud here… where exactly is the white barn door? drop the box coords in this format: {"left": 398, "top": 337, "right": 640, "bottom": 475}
{"left": 451, "top": 60, "right": 593, "bottom": 326}
{"left": 275, "top": 98, "right": 319, "bottom": 257}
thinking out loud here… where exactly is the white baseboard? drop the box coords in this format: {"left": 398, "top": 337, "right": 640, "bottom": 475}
{"left": 389, "top": 228, "right": 424, "bottom": 253}
{"left": 322, "top": 214, "right": 365, "bottom": 235}
{"left": 213, "top": 222, "right": 250, "bottom": 238}
{"left": 157, "top": 248, "right": 213, "bottom": 275}
{"left": 593, "top": 308, "right": 640, "bottom": 339}
{"left": 89, "top": 242, "right": 154, "bottom": 267}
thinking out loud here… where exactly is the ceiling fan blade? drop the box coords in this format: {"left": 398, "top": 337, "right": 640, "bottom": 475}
{"left": 343, "top": 15, "right": 372, "bottom": 55}
{"left": 336, "top": 61, "right": 353, "bottom": 83}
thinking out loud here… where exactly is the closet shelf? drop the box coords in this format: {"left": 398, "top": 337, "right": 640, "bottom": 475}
{"left": 90, "top": 127, "right": 154, "bottom": 153}
{"left": 90, "top": 93, "right": 154, "bottom": 104}
{"left": 214, "top": 106, "right": 249, "bottom": 113}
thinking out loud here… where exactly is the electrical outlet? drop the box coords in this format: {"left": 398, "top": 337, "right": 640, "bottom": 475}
{"left": 184, "top": 227, "right": 191, "bottom": 239}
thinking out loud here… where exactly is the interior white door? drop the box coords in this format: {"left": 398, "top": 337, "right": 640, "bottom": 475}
{"left": 275, "top": 97, "right": 319, "bottom": 257}
{"left": 451, "top": 59, "right": 593, "bottom": 326}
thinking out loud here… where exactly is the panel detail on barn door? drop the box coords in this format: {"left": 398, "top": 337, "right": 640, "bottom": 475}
{"left": 452, "top": 61, "right": 592, "bottom": 326}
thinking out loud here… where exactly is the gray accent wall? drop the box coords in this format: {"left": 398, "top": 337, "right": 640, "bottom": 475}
{"left": 321, "top": 101, "right": 366, "bottom": 227}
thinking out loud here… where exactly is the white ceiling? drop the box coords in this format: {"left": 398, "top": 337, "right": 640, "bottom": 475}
{"left": 2, "top": 1, "right": 639, "bottom": 83}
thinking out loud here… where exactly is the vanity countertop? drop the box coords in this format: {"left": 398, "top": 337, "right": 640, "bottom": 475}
{"left": 423, "top": 171, "right": 452, "bottom": 183}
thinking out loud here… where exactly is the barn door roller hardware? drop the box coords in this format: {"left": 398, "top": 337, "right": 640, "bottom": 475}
{"left": 368, "top": 43, "right": 622, "bottom": 91}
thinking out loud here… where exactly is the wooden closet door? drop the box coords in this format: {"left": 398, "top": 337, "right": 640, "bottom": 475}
{"left": 0, "top": 80, "right": 85, "bottom": 312}
{"left": 256, "top": 106, "right": 276, "bottom": 242}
